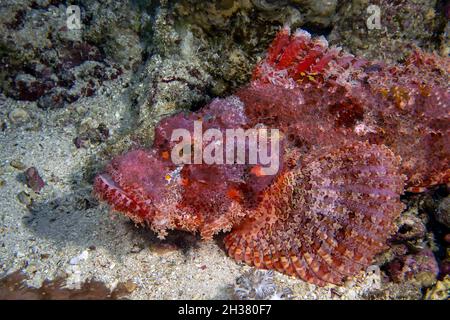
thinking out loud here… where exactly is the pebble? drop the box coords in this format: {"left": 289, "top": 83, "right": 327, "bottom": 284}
{"left": 67, "top": 272, "right": 82, "bottom": 286}
{"left": 444, "top": 233, "right": 450, "bottom": 244}
{"left": 27, "top": 265, "right": 37, "bottom": 273}
{"left": 10, "top": 159, "right": 26, "bottom": 170}
{"left": 69, "top": 250, "right": 89, "bottom": 265}
{"left": 75, "top": 106, "right": 87, "bottom": 115}
{"left": 8, "top": 108, "right": 30, "bottom": 124}
{"left": 40, "top": 253, "right": 50, "bottom": 260}
{"left": 17, "top": 191, "right": 32, "bottom": 206}
{"left": 130, "top": 244, "right": 144, "bottom": 253}
{"left": 79, "top": 117, "right": 98, "bottom": 132}
{"left": 124, "top": 280, "right": 138, "bottom": 293}
{"left": 344, "top": 279, "right": 355, "bottom": 288}
{"left": 24, "top": 167, "right": 45, "bottom": 193}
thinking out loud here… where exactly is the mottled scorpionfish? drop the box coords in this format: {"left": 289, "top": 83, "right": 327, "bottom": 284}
{"left": 94, "top": 28, "right": 449, "bottom": 286}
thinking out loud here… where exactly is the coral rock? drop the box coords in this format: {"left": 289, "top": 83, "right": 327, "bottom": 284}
{"left": 24, "top": 167, "right": 45, "bottom": 193}
{"left": 386, "top": 249, "right": 439, "bottom": 287}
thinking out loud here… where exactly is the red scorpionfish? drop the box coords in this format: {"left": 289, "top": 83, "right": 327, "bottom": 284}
{"left": 94, "top": 27, "right": 450, "bottom": 286}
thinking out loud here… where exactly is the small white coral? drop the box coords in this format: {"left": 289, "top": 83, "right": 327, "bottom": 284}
{"left": 232, "top": 269, "right": 292, "bottom": 300}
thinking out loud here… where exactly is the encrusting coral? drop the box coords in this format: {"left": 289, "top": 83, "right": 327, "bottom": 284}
{"left": 94, "top": 27, "right": 449, "bottom": 286}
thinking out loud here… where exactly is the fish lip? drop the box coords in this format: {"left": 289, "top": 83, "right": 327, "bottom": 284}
{"left": 95, "top": 173, "right": 126, "bottom": 195}
{"left": 97, "top": 173, "right": 118, "bottom": 188}
{"left": 94, "top": 173, "right": 150, "bottom": 224}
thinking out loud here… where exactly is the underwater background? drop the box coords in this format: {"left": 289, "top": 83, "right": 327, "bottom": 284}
{"left": 0, "top": 0, "right": 449, "bottom": 300}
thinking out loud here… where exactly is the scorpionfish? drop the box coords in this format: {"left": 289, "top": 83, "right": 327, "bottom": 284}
{"left": 94, "top": 28, "right": 450, "bottom": 286}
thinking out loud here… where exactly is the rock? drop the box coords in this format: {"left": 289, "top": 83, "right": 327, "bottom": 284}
{"left": 14, "top": 73, "right": 52, "bottom": 101}
{"left": 440, "top": 21, "right": 450, "bottom": 57}
{"left": 37, "top": 87, "right": 67, "bottom": 109}
{"left": 73, "top": 136, "right": 88, "bottom": 149}
{"left": 103, "top": 28, "right": 143, "bottom": 69}
{"left": 291, "top": 0, "right": 337, "bottom": 26}
{"left": 24, "top": 167, "right": 45, "bottom": 193}
{"left": 79, "top": 117, "right": 98, "bottom": 133}
{"left": 329, "top": 0, "right": 445, "bottom": 63}
{"left": 445, "top": 234, "right": 450, "bottom": 243}
{"left": 435, "top": 196, "right": 450, "bottom": 228}
{"left": 386, "top": 248, "right": 439, "bottom": 287}
{"left": 74, "top": 121, "right": 110, "bottom": 148}
{"left": 123, "top": 280, "right": 138, "bottom": 293}
{"left": 130, "top": 244, "right": 144, "bottom": 253}
{"left": 8, "top": 108, "right": 30, "bottom": 124}
{"left": 17, "top": 191, "right": 32, "bottom": 206}
{"left": 10, "top": 159, "right": 26, "bottom": 170}
{"left": 69, "top": 250, "right": 89, "bottom": 265}
{"left": 394, "top": 213, "right": 427, "bottom": 241}
{"left": 27, "top": 265, "right": 37, "bottom": 273}
{"left": 439, "top": 260, "right": 450, "bottom": 277}
{"left": 424, "top": 275, "right": 450, "bottom": 300}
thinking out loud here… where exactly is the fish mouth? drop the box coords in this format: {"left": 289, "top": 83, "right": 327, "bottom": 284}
{"left": 94, "top": 173, "right": 130, "bottom": 200}
{"left": 93, "top": 173, "right": 129, "bottom": 203}
{"left": 97, "top": 173, "right": 121, "bottom": 189}
{"left": 96, "top": 173, "right": 121, "bottom": 190}
{"left": 93, "top": 173, "right": 148, "bottom": 223}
